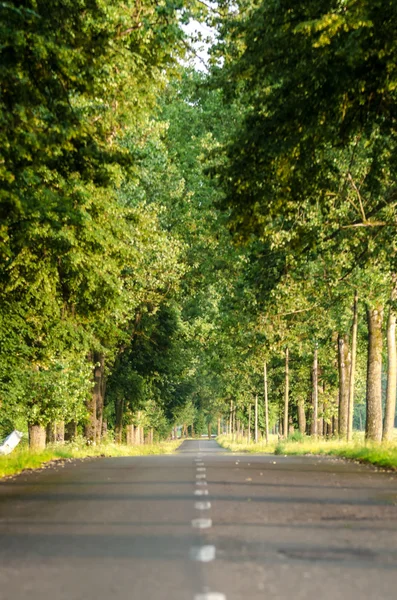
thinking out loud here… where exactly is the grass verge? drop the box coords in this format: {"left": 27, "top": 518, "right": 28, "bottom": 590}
{"left": 275, "top": 437, "right": 397, "bottom": 470}
{"left": 217, "top": 434, "right": 397, "bottom": 470}
{"left": 217, "top": 433, "right": 278, "bottom": 453}
{"left": 0, "top": 439, "right": 182, "bottom": 480}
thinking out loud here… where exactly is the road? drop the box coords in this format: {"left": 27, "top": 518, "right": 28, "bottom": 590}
{"left": 1, "top": 439, "right": 397, "bottom": 600}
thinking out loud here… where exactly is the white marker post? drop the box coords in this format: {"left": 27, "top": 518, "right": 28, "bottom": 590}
{"left": 0, "top": 431, "right": 23, "bottom": 455}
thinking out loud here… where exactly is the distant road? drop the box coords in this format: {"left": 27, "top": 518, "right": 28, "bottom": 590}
{"left": 1, "top": 439, "right": 397, "bottom": 599}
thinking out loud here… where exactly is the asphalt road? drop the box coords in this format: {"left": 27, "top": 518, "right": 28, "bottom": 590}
{"left": 1, "top": 439, "right": 397, "bottom": 600}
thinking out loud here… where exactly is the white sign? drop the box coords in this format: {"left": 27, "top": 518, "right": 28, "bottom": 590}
{"left": 0, "top": 430, "right": 23, "bottom": 455}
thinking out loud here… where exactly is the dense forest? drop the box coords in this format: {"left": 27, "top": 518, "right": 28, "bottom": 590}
{"left": 1, "top": 0, "right": 396, "bottom": 450}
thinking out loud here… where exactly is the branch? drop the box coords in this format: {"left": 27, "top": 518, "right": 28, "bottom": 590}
{"left": 181, "top": 38, "right": 209, "bottom": 71}
{"left": 266, "top": 305, "right": 318, "bottom": 318}
{"left": 348, "top": 172, "right": 367, "bottom": 222}
{"left": 195, "top": 0, "right": 220, "bottom": 13}
{"left": 340, "top": 221, "right": 386, "bottom": 229}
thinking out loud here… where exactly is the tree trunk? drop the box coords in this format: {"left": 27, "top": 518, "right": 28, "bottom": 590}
{"left": 284, "top": 347, "right": 289, "bottom": 439}
{"left": 46, "top": 423, "right": 56, "bottom": 444}
{"left": 311, "top": 347, "right": 318, "bottom": 436}
{"left": 338, "top": 334, "right": 350, "bottom": 437}
{"left": 85, "top": 352, "right": 97, "bottom": 442}
{"left": 115, "top": 396, "right": 124, "bottom": 444}
{"left": 347, "top": 291, "right": 359, "bottom": 442}
{"left": 248, "top": 404, "right": 251, "bottom": 444}
{"left": 297, "top": 398, "right": 306, "bottom": 434}
{"left": 126, "top": 424, "right": 135, "bottom": 445}
{"left": 332, "top": 414, "right": 338, "bottom": 436}
{"left": 56, "top": 421, "right": 65, "bottom": 443}
{"left": 366, "top": 306, "right": 384, "bottom": 442}
{"left": 207, "top": 423, "right": 212, "bottom": 439}
{"left": 318, "top": 401, "right": 324, "bottom": 437}
{"left": 255, "top": 394, "right": 259, "bottom": 443}
{"left": 65, "top": 421, "right": 77, "bottom": 442}
{"left": 383, "top": 298, "right": 397, "bottom": 441}
{"left": 217, "top": 416, "right": 221, "bottom": 437}
{"left": 96, "top": 354, "right": 106, "bottom": 444}
{"left": 263, "top": 361, "right": 270, "bottom": 444}
{"left": 28, "top": 424, "right": 46, "bottom": 450}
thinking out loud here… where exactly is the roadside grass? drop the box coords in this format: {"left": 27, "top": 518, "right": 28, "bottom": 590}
{"left": 0, "top": 439, "right": 182, "bottom": 480}
{"left": 275, "top": 437, "right": 397, "bottom": 470}
{"left": 217, "top": 433, "right": 278, "bottom": 453}
{"left": 217, "top": 432, "right": 397, "bottom": 470}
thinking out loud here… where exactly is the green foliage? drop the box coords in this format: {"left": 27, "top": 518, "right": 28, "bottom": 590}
{"left": 2, "top": 0, "right": 397, "bottom": 451}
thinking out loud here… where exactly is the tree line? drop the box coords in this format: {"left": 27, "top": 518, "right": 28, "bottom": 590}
{"left": 1, "top": 0, "right": 396, "bottom": 449}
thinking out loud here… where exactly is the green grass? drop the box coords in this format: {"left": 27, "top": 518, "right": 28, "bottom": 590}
{"left": 217, "top": 433, "right": 278, "bottom": 453}
{"left": 0, "top": 439, "right": 182, "bottom": 479}
{"left": 275, "top": 437, "right": 397, "bottom": 470}
{"left": 217, "top": 433, "right": 397, "bottom": 470}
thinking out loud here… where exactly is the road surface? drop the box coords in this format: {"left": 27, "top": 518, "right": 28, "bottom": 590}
{"left": 1, "top": 439, "right": 397, "bottom": 600}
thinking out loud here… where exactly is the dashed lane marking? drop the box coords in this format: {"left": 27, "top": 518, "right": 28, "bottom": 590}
{"left": 190, "top": 545, "right": 216, "bottom": 562}
{"left": 196, "top": 481, "right": 208, "bottom": 486}
{"left": 196, "top": 467, "right": 206, "bottom": 472}
{"left": 194, "top": 594, "right": 226, "bottom": 600}
{"left": 191, "top": 518, "right": 212, "bottom": 529}
{"left": 194, "top": 501, "right": 211, "bottom": 510}
{"left": 194, "top": 489, "right": 209, "bottom": 496}
{"left": 196, "top": 473, "right": 206, "bottom": 479}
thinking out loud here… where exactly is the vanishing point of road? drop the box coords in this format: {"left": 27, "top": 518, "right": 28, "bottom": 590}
{"left": 1, "top": 439, "right": 397, "bottom": 600}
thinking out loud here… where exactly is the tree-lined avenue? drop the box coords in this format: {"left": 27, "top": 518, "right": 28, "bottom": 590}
{"left": 1, "top": 441, "right": 397, "bottom": 599}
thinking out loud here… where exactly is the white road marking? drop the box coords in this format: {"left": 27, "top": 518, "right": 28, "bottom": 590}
{"left": 196, "top": 462, "right": 205, "bottom": 466}
{"left": 194, "top": 489, "right": 209, "bottom": 496}
{"left": 196, "top": 467, "right": 206, "bottom": 472}
{"left": 194, "top": 501, "right": 211, "bottom": 510}
{"left": 194, "top": 594, "right": 226, "bottom": 600}
{"left": 196, "top": 481, "right": 208, "bottom": 486}
{"left": 190, "top": 545, "right": 216, "bottom": 562}
{"left": 196, "top": 473, "right": 206, "bottom": 479}
{"left": 191, "top": 518, "right": 212, "bottom": 529}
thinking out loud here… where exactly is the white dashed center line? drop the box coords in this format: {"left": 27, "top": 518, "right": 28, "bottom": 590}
{"left": 194, "top": 501, "right": 211, "bottom": 510}
{"left": 194, "top": 594, "right": 226, "bottom": 600}
{"left": 190, "top": 452, "right": 224, "bottom": 598}
{"left": 189, "top": 545, "right": 216, "bottom": 562}
{"left": 191, "top": 518, "right": 212, "bottom": 529}
{"left": 194, "top": 489, "right": 209, "bottom": 496}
